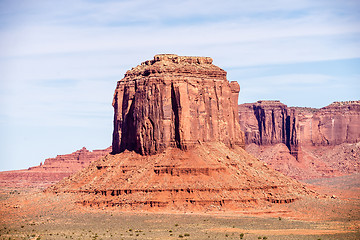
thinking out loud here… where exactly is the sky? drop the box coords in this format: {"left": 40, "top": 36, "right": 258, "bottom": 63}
{"left": 0, "top": 0, "right": 359, "bottom": 171}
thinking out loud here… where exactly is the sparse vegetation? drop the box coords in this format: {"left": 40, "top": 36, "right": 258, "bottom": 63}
{"left": 0, "top": 186, "right": 358, "bottom": 240}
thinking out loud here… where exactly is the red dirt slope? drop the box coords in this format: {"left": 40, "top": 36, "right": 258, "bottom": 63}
{"left": 48, "top": 142, "right": 314, "bottom": 212}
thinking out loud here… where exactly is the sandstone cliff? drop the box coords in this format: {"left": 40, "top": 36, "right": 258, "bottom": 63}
{"left": 112, "top": 54, "right": 244, "bottom": 155}
{"left": 239, "top": 100, "right": 360, "bottom": 179}
{"left": 295, "top": 101, "right": 360, "bottom": 146}
{"left": 238, "top": 100, "right": 299, "bottom": 158}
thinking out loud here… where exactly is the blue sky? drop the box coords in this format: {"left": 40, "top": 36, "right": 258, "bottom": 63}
{"left": 0, "top": 0, "right": 359, "bottom": 171}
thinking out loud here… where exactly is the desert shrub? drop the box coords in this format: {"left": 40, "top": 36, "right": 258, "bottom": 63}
{"left": 184, "top": 233, "right": 190, "bottom": 236}
{"left": 179, "top": 234, "right": 183, "bottom": 238}
{"left": 240, "top": 233, "right": 244, "bottom": 239}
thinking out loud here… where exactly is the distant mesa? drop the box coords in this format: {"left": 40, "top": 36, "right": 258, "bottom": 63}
{"left": 29, "top": 147, "right": 112, "bottom": 172}
{"left": 296, "top": 100, "right": 360, "bottom": 146}
{"left": 239, "top": 100, "right": 360, "bottom": 148}
{"left": 239, "top": 100, "right": 360, "bottom": 179}
{"left": 0, "top": 147, "right": 111, "bottom": 189}
{"left": 48, "top": 55, "right": 313, "bottom": 211}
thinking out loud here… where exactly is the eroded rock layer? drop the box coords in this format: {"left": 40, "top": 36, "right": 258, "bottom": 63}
{"left": 295, "top": 101, "right": 360, "bottom": 146}
{"left": 112, "top": 54, "right": 244, "bottom": 155}
{"left": 239, "top": 100, "right": 360, "bottom": 179}
{"left": 48, "top": 142, "right": 311, "bottom": 211}
{"left": 238, "top": 101, "right": 299, "bottom": 158}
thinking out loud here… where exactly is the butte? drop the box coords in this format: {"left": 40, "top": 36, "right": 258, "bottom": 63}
{"left": 48, "top": 54, "right": 312, "bottom": 211}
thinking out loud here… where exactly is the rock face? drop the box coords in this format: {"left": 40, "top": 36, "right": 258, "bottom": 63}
{"left": 239, "top": 100, "right": 360, "bottom": 179}
{"left": 295, "top": 101, "right": 360, "bottom": 146}
{"left": 48, "top": 55, "right": 313, "bottom": 212}
{"left": 0, "top": 147, "right": 111, "bottom": 189}
{"left": 112, "top": 54, "right": 244, "bottom": 155}
{"left": 238, "top": 101, "right": 299, "bottom": 158}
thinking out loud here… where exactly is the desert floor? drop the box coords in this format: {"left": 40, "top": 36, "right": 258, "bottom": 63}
{"left": 0, "top": 174, "right": 359, "bottom": 240}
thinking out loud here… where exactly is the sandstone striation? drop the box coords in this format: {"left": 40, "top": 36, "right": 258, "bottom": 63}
{"left": 238, "top": 100, "right": 299, "bottom": 159}
{"left": 48, "top": 54, "right": 312, "bottom": 211}
{"left": 112, "top": 54, "right": 244, "bottom": 155}
{"left": 239, "top": 100, "right": 360, "bottom": 179}
{"left": 49, "top": 142, "right": 311, "bottom": 211}
{"left": 29, "top": 147, "right": 112, "bottom": 172}
{"left": 295, "top": 101, "right": 360, "bottom": 146}
{"left": 245, "top": 143, "right": 342, "bottom": 180}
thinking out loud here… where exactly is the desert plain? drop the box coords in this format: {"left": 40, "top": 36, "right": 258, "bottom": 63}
{"left": 0, "top": 173, "right": 359, "bottom": 240}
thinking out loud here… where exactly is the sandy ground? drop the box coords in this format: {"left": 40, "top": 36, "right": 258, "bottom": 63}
{"left": 0, "top": 175, "right": 359, "bottom": 240}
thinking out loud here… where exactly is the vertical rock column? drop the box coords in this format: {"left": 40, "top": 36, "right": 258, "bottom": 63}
{"left": 238, "top": 101, "right": 299, "bottom": 160}
{"left": 112, "top": 54, "right": 245, "bottom": 155}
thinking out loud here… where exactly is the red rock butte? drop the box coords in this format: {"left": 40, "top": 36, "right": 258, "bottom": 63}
{"left": 48, "top": 54, "right": 313, "bottom": 211}
{"left": 112, "top": 54, "right": 244, "bottom": 155}
{"left": 239, "top": 100, "right": 360, "bottom": 179}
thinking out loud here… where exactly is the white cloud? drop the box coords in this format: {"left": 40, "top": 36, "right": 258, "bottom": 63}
{"left": 1, "top": 0, "right": 359, "bottom": 61}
